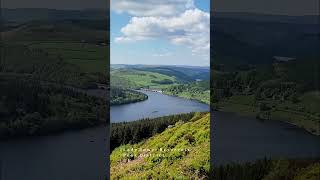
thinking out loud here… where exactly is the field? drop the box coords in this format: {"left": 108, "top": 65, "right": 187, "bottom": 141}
{"left": 1, "top": 21, "right": 108, "bottom": 88}
{"left": 111, "top": 69, "right": 179, "bottom": 89}
{"left": 28, "top": 42, "right": 108, "bottom": 73}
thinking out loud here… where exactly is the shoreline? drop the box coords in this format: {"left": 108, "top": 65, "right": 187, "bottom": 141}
{"left": 0, "top": 122, "right": 107, "bottom": 142}
{"left": 214, "top": 102, "right": 320, "bottom": 136}
{"left": 160, "top": 90, "right": 210, "bottom": 105}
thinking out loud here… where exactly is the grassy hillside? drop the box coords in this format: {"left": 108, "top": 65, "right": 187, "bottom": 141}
{"left": 2, "top": 20, "right": 108, "bottom": 42}
{"left": 28, "top": 42, "right": 108, "bottom": 73}
{"left": 110, "top": 113, "right": 210, "bottom": 179}
{"left": 164, "top": 81, "right": 210, "bottom": 104}
{"left": 132, "top": 66, "right": 210, "bottom": 82}
{"left": 1, "top": 20, "right": 108, "bottom": 88}
{"left": 111, "top": 69, "right": 179, "bottom": 89}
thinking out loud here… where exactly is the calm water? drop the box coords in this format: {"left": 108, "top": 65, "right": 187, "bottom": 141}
{"left": 0, "top": 126, "right": 108, "bottom": 180}
{"left": 213, "top": 111, "right": 320, "bottom": 165}
{"left": 0, "top": 91, "right": 319, "bottom": 179}
{"left": 111, "top": 90, "right": 210, "bottom": 122}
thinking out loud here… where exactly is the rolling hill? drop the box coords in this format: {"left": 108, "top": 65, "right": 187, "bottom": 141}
{"left": 212, "top": 13, "right": 319, "bottom": 70}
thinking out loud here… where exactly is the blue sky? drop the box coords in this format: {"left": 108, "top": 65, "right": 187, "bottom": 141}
{"left": 111, "top": 0, "right": 210, "bottom": 66}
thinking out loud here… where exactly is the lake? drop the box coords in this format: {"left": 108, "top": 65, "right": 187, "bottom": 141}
{"left": 0, "top": 91, "right": 319, "bottom": 179}
{"left": 0, "top": 126, "right": 108, "bottom": 180}
{"left": 213, "top": 111, "right": 320, "bottom": 165}
{"left": 110, "top": 90, "right": 210, "bottom": 122}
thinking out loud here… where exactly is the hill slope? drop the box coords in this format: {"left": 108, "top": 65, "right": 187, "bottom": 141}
{"left": 111, "top": 69, "right": 179, "bottom": 89}
{"left": 110, "top": 113, "right": 210, "bottom": 179}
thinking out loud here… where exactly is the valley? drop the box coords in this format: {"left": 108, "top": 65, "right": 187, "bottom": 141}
{"left": 110, "top": 65, "right": 210, "bottom": 105}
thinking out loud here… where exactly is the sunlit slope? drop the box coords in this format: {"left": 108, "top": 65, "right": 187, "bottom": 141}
{"left": 111, "top": 69, "right": 179, "bottom": 89}
{"left": 110, "top": 113, "right": 210, "bottom": 179}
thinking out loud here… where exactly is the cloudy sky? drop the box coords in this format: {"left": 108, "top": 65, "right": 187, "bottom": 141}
{"left": 110, "top": 0, "right": 210, "bottom": 66}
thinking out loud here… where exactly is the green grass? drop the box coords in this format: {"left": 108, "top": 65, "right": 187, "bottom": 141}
{"left": 28, "top": 42, "right": 108, "bottom": 73}
{"left": 300, "top": 91, "right": 320, "bottom": 114}
{"left": 111, "top": 69, "right": 179, "bottom": 89}
{"left": 1, "top": 42, "right": 108, "bottom": 88}
{"left": 292, "top": 163, "right": 320, "bottom": 180}
{"left": 163, "top": 81, "right": 210, "bottom": 104}
{"left": 213, "top": 158, "right": 320, "bottom": 180}
{"left": 110, "top": 113, "right": 210, "bottom": 179}
{"left": 165, "top": 90, "right": 210, "bottom": 105}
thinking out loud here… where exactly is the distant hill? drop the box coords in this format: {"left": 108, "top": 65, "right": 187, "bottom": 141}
{"left": 2, "top": 8, "right": 108, "bottom": 23}
{"left": 215, "top": 12, "right": 319, "bottom": 24}
{"left": 111, "top": 64, "right": 210, "bottom": 82}
{"left": 2, "top": 20, "right": 108, "bottom": 42}
{"left": 212, "top": 13, "right": 320, "bottom": 69}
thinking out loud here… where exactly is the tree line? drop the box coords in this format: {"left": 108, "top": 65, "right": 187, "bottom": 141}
{"left": 0, "top": 78, "right": 106, "bottom": 138}
{"left": 110, "top": 112, "right": 205, "bottom": 151}
{"left": 110, "top": 87, "right": 147, "bottom": 105}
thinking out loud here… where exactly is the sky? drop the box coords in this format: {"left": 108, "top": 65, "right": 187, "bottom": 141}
{"left": 110, "top": 0, "right": 210, "bottom": 66}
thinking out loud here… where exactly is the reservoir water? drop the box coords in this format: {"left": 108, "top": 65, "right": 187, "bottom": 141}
{"left": 0, "top": 90, "right": 319, "bottom": 179}
{"left": 213, "top": 111, "right": 320, "bottom": 165}
{"left": 111, "top": 90, "right": 210, "bottom": 122}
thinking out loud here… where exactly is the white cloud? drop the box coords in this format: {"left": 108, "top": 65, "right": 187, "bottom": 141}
{"left": 115, "top": 8, "right": 210, "bottom": 58}
{"left": 111, "top": 0, "right": 195, "bottom": 16}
